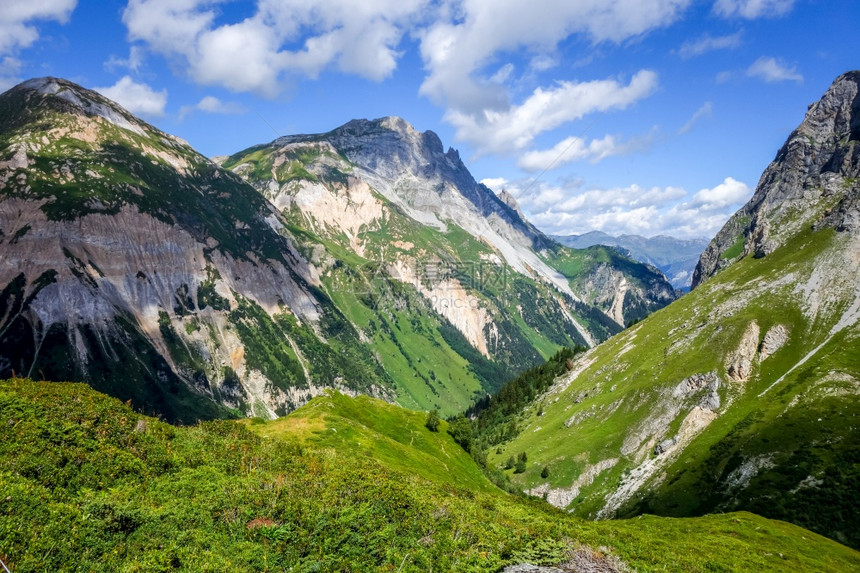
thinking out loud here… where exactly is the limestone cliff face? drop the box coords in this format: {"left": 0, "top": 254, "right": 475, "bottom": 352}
{"left": 693, "top": 71, "right": 860, "bottom": 287}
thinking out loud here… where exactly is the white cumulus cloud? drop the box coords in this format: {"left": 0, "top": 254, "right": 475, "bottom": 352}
{"left": 418, "top": 0, "right": 690, "bottom": 112}
{"left": 483, "top": 176, "right": 751, "bottom": 239}
{"left": 94, "top": 76, "right": 168, "bottom": 117}
{"left": 0, "top": 0, "right": 77, "bottom": 55}
{"left": 447, "top": 70, "right": 659, "bottom": 155}
{"left": 690, "top": 176, "right": 751, "bottom": 209}
{"left": 123, "top": 0, "right": 429, "bottom": 96}
{"left": 747, "top": 56, "right": 802, "bottom": 83}
{"left": 0, "top": 0, "right": 76, "bottom": 88}
{"left": 414, "top": 1, "right": 687, "bottom": 159}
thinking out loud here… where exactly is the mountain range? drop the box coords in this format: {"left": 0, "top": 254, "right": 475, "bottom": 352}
{"left": 0, "top": 78, "right": 674, "bottom": 422}
{"left": 553, "top": 231, "right": 709, "bottom": 289}
{"left": 1, "top": 70, "right": 859, "bottom": 569}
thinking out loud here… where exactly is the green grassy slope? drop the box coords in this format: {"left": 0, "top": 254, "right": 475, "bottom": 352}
{"left": 247, "top": 391, "right": 495, "bottom": 493}
{"left": 489, "top": 224, "right": 860, "bottom": 548}
{"left": 1, "top": 378, "right": 858, "bottom": 572}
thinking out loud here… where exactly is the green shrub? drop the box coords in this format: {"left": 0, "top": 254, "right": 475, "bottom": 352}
{"left": 425, "top": 409, "right": 440, "bottom": 432}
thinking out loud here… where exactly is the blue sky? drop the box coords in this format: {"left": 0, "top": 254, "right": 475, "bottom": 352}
{"left": 2, "top": 0, "right": 858, "bottom": 239}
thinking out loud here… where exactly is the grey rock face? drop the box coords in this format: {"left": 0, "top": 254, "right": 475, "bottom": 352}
{"left": 502, "top": 545, "right": 629, "bottom": 573}
{"left": 759, "top": 324, "right": 789, "bottom": 360}
{"left": 498, "top": 188, "right": 528, "bottom": 220}
{"left": 674, "top": 371, "right": 720, "bottom": 395}
{"left": 654, "top": 437, "right": 677, "bottom": 456}
{"left": 726, "top": 322, "right": 761, "bottom": 382}
{"left": 503, "top": 565, "right": 567, "bottom": 573}
{"left": 693, "top": 71, "right": 860, "bottom": 288}
{"left": 673, "top": 371, "right": 722, "bottom": 410}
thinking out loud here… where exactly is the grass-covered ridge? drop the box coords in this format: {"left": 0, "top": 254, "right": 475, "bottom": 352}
{"left": 1, "top": 378, "right": 858, "bottom": 572}
{"left": 247, "top": 390, "right": 495, "bottom": 493}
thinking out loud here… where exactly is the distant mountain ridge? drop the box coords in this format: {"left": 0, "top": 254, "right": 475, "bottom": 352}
{"left": 553, "top": 231, "right": 708, "bottom": 289}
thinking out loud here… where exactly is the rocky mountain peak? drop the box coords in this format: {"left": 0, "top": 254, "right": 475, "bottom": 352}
{"left": 496, "top": 188, "right": 526, "bottom": 219}
{"left": 266, "top": 115, "right": 557, "bottom": 266}
{"left": 8, "top": 77, "right": 148, "bottom": 137}
{"left": 803, "top": 71, "right": 860, "bottom": 142}
{"left": 326, "top": 116, "right": 458, "bottom": 176}
{"left": 693, "top": 71, "right": 860, "bottom": 287}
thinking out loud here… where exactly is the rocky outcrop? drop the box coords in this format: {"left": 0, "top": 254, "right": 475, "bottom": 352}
{"left": 726, "top": 322, "right": 761, "bottom": 382}
{"left": 759, "top": 324, "right": 789, "bottom": 360}
{"left": 723, "top": 322, "right": 789, "bottom": 380}
{"left": 527, "top": 458, "right": 619, "bottom": 509}
{"left": 693, "top": 71, "right": 860, "bottom": 287}
{"left": 654, "top": 438, "right": 676, "bottom": 456}
{"left": 503, "top": 546, "right": 629, "bottom": 573}
{"left": 497, "top": 188, "right": 527, "bottom": 221}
